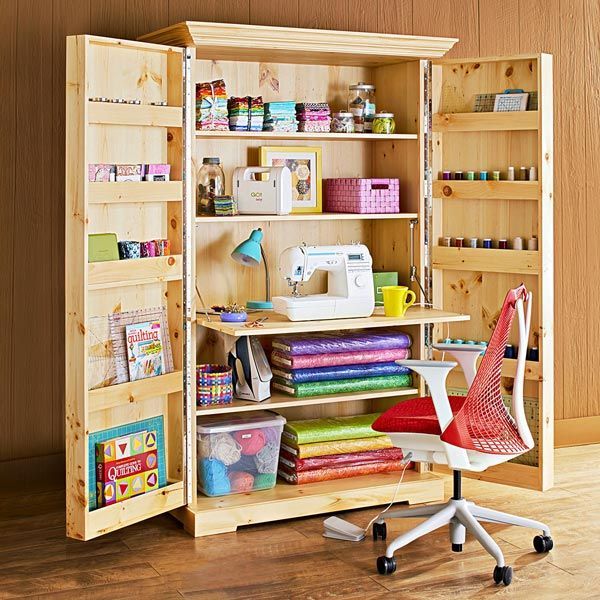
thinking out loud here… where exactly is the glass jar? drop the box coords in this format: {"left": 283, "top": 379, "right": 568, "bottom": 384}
{"left": 197, "top": 157, "right": 225, "bottom": 216}
{"left": 348, "top": 83, "right": 376, "bottom": 133}
{"left": 372, "top": 112, "right": 396, "bottom": 134}
{"left": 330, "top": 111, "right": 355, "bottom": 133}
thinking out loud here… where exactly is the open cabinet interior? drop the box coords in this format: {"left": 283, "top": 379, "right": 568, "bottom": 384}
{"left": 430, "top": 55, "right": 553, "bottom": 490}
{"left": 66, "top": 23, "right": 553, "bottom": 542}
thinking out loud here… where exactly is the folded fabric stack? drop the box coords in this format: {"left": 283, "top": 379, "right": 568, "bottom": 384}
{"left": 228, "top": 96, "right": 264, "bottom": 132}
{"left": 271, "top": 331, "right": 413, "bottom": 397}
{"left": 263, "top": 101, "right": 298, "bottom": 132}
{"left": 196, "top": 79, "right": 228, "bottom": 131}
{"left": 278, "top": 413, "right": 405, "bottom": 484}
{"left": 295, "top": 102, "right": 331, "bottom": 133}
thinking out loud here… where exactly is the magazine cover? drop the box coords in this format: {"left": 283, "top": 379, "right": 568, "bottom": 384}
{"left": 125, "top": 320, "right": 165, "bottom": 381}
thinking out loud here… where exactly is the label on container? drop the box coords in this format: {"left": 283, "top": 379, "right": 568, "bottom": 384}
{"left": 363, "top": 101, "right": 376, "bottom": 132}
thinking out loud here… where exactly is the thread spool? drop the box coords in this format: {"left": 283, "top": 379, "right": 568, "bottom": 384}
{"left": 454, "top": 171, "right": 463, "bottom": 180}
{"left": 508, "top": 166, "right": 515, "bottom": 181}
{"left": 442, "top": 170, "right": 451, "bottom": 180}
{"left": 529, "top": 166, "right": 537, "bottom": 181}
{"left": 492, "top": 170, "right": 500, "bottom": 181}
{"left": 483, "top": 238, "right": 492, "bottom": 249}
{"left": 512, "top": 236, "right": 524, "bottom": 250}
{"left": 469, "top": 237, "right": 478, "bottom": 248}
{"left": 442, "top": 236, "right": 452, "bottom": 247}
{"left": 479, "top": 171, "right": 488, "bottom": 181}
{"left": 527, "top": 347, "right": 539, "bottom": 361}
{"left": 498, "top": 239, "right": 508, "bottom": 250}
{"left": 527, "top": 236, "right": 538, "bottom": 251}
{"left": 520, "top": 166, "right": 528, "bottom": 181}
{"left": 466, "top": 171, "right": 475, "bottom": 180}
{"left": 455, "top": 237, "right": 464, "bottom": 248}
{"left": 504, "top": 344, "right": 517, "bottom": 359}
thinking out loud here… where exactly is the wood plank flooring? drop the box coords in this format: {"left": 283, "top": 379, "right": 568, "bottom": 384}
{"left": 0, "top": 445, "right": 599, "bottom": 598}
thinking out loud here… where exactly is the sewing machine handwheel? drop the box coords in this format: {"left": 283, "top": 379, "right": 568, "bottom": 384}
{"left": 373, "top": 522, "right": 387, "bottom": 541}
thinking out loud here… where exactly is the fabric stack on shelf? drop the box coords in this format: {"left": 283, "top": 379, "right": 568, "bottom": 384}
{"left": 263, "top": 101, "right": 298, "bottom": 132}
{"left": 295, "top": 102, "right": 331, "bottom": 133}
{"left": 228, "top": 96, "right": 265, "bottom": 132}
{"left": 196, "top": 79, "right": 229, "bottom": 131}
{"left": 270, "top": 331, "right": 413, "bottom": 397}
{"left": 278, "top": 413, "right": 406, "bottom": 484}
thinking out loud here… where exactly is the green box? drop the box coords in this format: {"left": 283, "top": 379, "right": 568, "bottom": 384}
{"left": 88, "top": 233, "right": 119, "bottom": 263}
{"left": 373, "top": 272, "right": 398, "bottom": 306}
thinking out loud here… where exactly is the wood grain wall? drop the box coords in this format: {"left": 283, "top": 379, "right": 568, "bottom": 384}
{"left": 0, "top": 0, "right": 597, "bottom": 461}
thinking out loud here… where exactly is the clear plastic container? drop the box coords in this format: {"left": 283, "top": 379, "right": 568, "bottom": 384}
{"left": 348, "top": 83, "right": 376, "bottom": 133}
{"left": 196, "top": 157, "right": 225, "bottom": 216}
{"left": 196, "top": 411, "right": 286, "bottom": 497}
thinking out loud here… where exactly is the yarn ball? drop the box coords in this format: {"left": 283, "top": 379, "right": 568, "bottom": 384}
{"left": 199, "top": 458, "right": 230, "bottom": 496}
{"left": 254, "top": 442, "right": 280, "bottom": 474}
{"left": 263, "top": 426, "right": 282, "bottom": 445}
{"left": 233, "top": 429, "right": 266, "bottom": 455}
{"left": 253, "top": 472, "right": 277, "bottom": 490}
{"left": 200, "top": 432, "right": 242, "bottom": 466}
{"left": 231, "top": 454, "right": 259, "bottom": 474}
{"left": 229, "top": 471, "right": 254, "bottom": 492}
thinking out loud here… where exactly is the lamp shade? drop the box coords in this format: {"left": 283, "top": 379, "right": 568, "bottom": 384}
{"left": 231, "top": 228, "right": 263, "bottom": 266}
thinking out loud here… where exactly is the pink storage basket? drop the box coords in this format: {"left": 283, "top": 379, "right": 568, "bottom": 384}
{"left": 324, "top": 178, "right": 400, "bottom": 214}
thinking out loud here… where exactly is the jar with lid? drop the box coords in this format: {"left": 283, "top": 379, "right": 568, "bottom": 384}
{"left": 372, "top": 112, "right": 396, "bottom": 134}
{"left": 330, "top": 111, "right": 355, "bottom": 134}
{"left": 348, "top": 83, "right": 376, "bottom": 133}
{"left": 197, "top": 157, "right": 225, "bottom": 216}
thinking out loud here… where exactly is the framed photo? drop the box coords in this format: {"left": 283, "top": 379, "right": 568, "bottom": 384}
{"left": 259, "top": 146, "right": 322, "bottom": 213}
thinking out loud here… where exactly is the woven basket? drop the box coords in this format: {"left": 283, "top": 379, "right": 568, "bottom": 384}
{"left": 196, "top": 364, "right": 233, "bottom": 406}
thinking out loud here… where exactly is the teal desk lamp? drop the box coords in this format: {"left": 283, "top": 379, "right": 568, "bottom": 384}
{"left": 231, "top": 228, "right": 272, "bottom": 309}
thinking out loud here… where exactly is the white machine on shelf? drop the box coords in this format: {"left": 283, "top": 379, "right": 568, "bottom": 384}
{"left": 233, "top": 166, "right": 292, "bottom": 215}
{"left": 272, "top": 243, "right": 375, "bottom": 321}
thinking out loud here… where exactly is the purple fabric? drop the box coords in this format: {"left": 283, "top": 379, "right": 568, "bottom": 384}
{"left": 271, "top": 347, "right": 411, "bottom": 369}
{"left": 271, "top": 362, "right": 411, "bottom": 383}
{"left": 271, "top": 331, "right": 412, "bottom": 356}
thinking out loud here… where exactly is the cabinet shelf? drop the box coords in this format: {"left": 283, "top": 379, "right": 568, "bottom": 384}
{"left": 432, "top": 110, "right": 538, "bottom": 132}
{"left": 433, "top": 180, "right": 538, "bottom": 200}
{"left": 87, "top": 255, "right": 183, "bottom": 289}
{"left": 181, "top": 470, "right": 443, "bottom": 536}
{"left": 196, "top": 212, "right": 418, "bottom": 224}
{"left": 88, "top": 101, "right": 183, "bottom": 127}
{"left": 89, "top": 181, "right": 183, "bottom": 204}
{"left": 196, "top": 386, "right": 418, "bottom": 416}
{"left": 432, "top": 246, "right": 539, "bottom": 275}
{"left": 195, "top": 130, "right": 417, "bottom": 141}
{"left": 89, "top": 371, "right": 183, "bottom": 412}
{"left": 197, "top": 307, "right": 469, "bottom": 337}
{"left": 86, "top": 481, "right": 184, "bottom": 540}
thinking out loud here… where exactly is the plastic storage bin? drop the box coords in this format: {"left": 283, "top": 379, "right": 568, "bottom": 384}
{"left": 196, "top": 411, "right": 286, "bottom": 497}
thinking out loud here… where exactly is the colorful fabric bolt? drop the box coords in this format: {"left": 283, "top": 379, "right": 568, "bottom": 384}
{"left": 196, "top": 79, "right": 229, "bottom": 131}
{"left": 278, "top": 459, "right": 402, "bottom": 484}
{"left": 279, "top": 447, "right": 405, "bottom": 472}
{"left": 270, "top": 347, "right": 411, "bottom": 369}
{"left": 282, "top": 413, "right": 382, "bottom": 446}
{"left": 280, "top": 435, "right": 393, "bottom": 459}
{"left": 272, "top": 362, "right": 410, "bottom": 384}
{"left": 296, "top": 101, "right": 331, "bottom": 132}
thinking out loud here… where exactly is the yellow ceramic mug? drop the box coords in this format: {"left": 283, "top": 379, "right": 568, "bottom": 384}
{"left": 381, "top": 286, "right": 416, "bottom": 317}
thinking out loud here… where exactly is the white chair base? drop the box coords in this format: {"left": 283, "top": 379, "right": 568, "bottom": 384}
{"left": 374, "top": 497, "right": 552, "bottom": 583}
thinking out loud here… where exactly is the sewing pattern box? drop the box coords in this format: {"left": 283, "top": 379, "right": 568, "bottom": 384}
{"left": 125, "top": 320, "right": 165, "bottom": 381}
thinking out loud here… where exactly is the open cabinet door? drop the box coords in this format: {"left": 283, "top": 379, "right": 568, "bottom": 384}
{"left": 429, "top": 55, "right": 553, "bottom": 491}
{"left": 65, "top": 35, "right": 194, "bottom": 540}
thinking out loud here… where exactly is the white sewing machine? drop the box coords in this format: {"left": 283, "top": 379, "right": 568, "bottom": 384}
{"left": 272, "top": 243, "right": 375, "bottom": 321}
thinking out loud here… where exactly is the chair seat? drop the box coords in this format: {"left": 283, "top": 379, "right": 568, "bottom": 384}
{"left": 373, "top": 396, "right": 467, "bottom": 436}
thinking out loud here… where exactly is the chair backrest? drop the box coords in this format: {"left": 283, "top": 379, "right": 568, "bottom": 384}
{"left": 441, "top": 284, "right": 534, "bottom": 454}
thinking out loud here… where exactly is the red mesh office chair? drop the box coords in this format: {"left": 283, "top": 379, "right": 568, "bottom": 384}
{"left": 371, "top": 285, "right": 553, "bottom": 586}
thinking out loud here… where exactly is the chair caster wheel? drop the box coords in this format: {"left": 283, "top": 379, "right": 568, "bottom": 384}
{"left": 373, "top": 521, "right": 387, "bottom": 541}
{"left": 493, "top": 565, "right": 513, "bottom": 586}
{"left": 533, "top": 535, "right": 554, "bottom": 553}
{"left": 451, "top": 543, "right": 463, "bottom": 552}
{"left": 377, "top": 555, "right": 397, "bottom": 575}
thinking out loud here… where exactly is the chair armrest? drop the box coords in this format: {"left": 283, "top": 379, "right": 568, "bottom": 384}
{"left": 432, "top": 344, "right": 486, "bottom": 388}
{"left": 396, "top": 360, "right": 457, "bottom": 431}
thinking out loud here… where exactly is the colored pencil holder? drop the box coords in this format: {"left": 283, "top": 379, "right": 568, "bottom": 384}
{"left": 196, "top": 364, "right": 233, "bottom": 406}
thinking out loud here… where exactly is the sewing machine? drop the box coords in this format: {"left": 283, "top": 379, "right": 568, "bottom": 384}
{"left": 272, "top": 243, "right": 375, "bottom": 321}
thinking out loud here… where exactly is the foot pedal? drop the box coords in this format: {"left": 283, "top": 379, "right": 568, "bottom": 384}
{"left": 323, "top": 516, "right": 365, "bottom": 542}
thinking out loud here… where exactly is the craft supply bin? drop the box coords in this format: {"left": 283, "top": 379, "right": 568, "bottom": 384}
{"left": 196, "top": 411, "right": 285, "bottom": 497}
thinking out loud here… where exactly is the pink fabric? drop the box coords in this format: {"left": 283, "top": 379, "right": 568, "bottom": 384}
{"left": 271, "top": 347, "right": 411, "bottom": 369}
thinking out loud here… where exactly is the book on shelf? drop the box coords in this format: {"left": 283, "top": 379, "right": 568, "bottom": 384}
{"left": 126, "top": 320, "right": 165, "bottom": 381}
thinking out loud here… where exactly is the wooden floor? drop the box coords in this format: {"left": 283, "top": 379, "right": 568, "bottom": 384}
{"left": 1, "top": 446, "right": 599, "bottom": 599}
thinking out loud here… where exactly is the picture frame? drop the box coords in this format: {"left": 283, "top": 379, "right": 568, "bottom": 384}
{"left": 259, "top": 146, "right": 322, "bottom": 213}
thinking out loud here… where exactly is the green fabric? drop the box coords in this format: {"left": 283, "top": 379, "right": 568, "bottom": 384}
{"left": 273, "top": 373, "right": 413, "bottom": 399}
{"left": 282, "top": 413, "right": 383, "bottom": 446}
